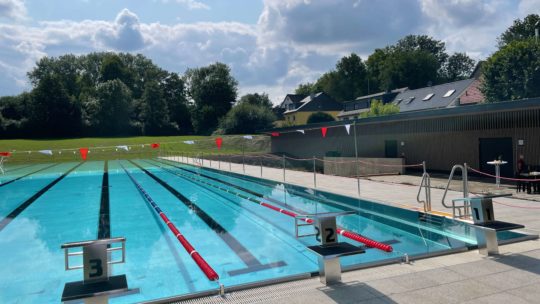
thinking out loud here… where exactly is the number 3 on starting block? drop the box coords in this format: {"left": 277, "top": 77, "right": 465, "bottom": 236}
{"left": 83, "top": 243, "right": 108, "bottom": 283}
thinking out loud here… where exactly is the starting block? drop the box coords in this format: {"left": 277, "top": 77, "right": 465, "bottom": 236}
{"left": 61, "top": 237, "right": 134, "bottom": 303}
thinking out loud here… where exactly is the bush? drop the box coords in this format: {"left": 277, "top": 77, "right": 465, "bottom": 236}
{"left": 219, "top": 103, "right": 276, "bottom": 134}
{"left": 306, "top": 112, "right": 335, "bottom": 124}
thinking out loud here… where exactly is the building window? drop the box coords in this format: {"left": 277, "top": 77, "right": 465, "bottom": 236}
{"left": 443, "top": 89, "right": 456, "bottom": 97}
{"left": 406, "top": 97, "right": 415, "bottom": 104}
{"left": 395, "top": 98, "right": 403, "bottom": 104}
{"left": 423, "top": 93, "right": 435, "bottom": 101}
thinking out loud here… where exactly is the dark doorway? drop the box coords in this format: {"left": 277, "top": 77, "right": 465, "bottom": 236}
{"left": 479, "top": 138, "right": 513, "bottom": 178}
{"left": 385, "top": 140, "right": 398, "bottom": 158}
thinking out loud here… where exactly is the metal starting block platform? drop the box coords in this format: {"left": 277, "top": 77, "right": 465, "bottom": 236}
{"left": 61, "top": 237, "right": 134, "bottom": 303}
{"left": 300, "top": 211, "right": 365, "bottom": 285}
{"left": 466, "top": 193, "right": 526, "bottom": 255}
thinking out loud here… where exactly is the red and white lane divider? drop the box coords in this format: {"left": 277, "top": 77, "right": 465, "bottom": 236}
{"left": 121, "top": 164, "right": 220, "bottom": 281}
{"left": 156, "top": 162, "right": 393, "bottom": 253}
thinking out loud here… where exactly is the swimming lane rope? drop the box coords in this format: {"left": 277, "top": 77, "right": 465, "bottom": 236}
{"left": 120, "top": 163, "right": 220, "bottom": 282}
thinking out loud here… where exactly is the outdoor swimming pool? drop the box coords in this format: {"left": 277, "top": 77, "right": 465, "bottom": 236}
{"left": 0, "top": 159, "right": 530, "bottom": 303}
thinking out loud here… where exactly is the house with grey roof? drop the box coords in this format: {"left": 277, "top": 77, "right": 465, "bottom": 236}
{"left": 337, "top": 88, "right": 407, "bottom": 120}
{"left": 393, "top": 78, "right": 484, "bottom": 113}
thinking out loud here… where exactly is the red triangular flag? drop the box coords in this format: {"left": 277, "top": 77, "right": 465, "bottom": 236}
{"left": 79, "top": 148, "right": 89, "bottom": 161}
{"left": 0, "top": 152, "right": 11, "bottom": 157}
{"left": 215, "top": 137, "right": 223, "bottom": 150}
{"left": 321, "top": 127, "right": 328, "bottom": 138}
{"left": 271, "top": 132, "right": 280, "bottom": 137}
{"left": 151, "top": 143, "right": 160, "bottom": 149}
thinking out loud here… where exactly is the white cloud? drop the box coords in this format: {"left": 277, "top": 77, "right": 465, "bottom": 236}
{"left": 0, "top": 1, "right": 538, "bottom": 102}
{"left": 161, "top": 0, "right": 210, "bottom": 10}
{"left": 0, "top": 0, "right": 26, "bottom": 21}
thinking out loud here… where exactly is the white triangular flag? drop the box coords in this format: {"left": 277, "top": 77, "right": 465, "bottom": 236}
{"left": 243, "top": 135, "right": 253, "bottom": 139}
{"left": 39, "top": 150, "right": 52, "bottom": 156}
{"left": 345, "top": 124, "right": 351, "bottom": 135}
{"left": 116, "top": 145, "right": 128, "bottom": 151}
{"left": 296, "top": 130, "right": 305, "bottom": 134}
{"left": 183, "top": 140, "right": 195, "bottom": 145}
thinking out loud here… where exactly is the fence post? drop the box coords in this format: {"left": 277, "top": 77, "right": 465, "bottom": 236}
{"left": 218, "top": 154, "right": 221, "bottom": 169}
{"left": 313, "top": 156, "right": 317, "bottom": 188}
{"left": 282, "top": 155, "right": 286, "bottom": 182}
{"left": 260, "top": 157, "right": 263, "bottom": 177}
{"left": 353, "top": 120, "right": 360, "bottom": 197}
{"left": 229, "top": 157, "right": 232, "bottom": 171}
{"left": 202, "top": 152, "right": 204, "bottom": 167}
{"left": 209, "top": 155, "right": 212, "bottom": 168}
{"left": 242, "top": 154, "right": 245, "bottom": 174}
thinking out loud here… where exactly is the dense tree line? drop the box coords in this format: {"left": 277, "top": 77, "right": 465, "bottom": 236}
{"left": 482, "top": 14, "right": 540, "bottom": 102}
{"left": 0, "top": 53, "right": 251, "bottom": 138}
{"left": 296, "top": 35, "right": 475, "bottom": 102}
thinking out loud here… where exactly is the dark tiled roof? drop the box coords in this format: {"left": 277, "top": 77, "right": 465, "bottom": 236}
{"left": 284, "top": 92, "right": 342, "bottom": 114}
{"left": 394, "top": 79, "right": 475, "bottom": 112}
{"left": 287, "top": 94, "right": 307, "bottom": 103}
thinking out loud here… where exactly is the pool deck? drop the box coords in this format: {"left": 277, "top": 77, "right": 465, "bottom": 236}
{"left": 165, "top": 157, "right": 540, "bottom": 304}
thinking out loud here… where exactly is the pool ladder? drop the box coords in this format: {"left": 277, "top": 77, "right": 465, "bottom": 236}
{"left": 441, "top": 164, "right": 471, "bottom": 219}
{"left": 416, "top": 161, "right": 432, "bottom": 212}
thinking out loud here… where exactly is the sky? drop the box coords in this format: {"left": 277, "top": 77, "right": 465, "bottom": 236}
{"left": 0, "top": 0, "right": 539, "bottom": 104}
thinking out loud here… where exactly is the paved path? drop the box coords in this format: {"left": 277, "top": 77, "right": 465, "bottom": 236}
{"left": 163, "top": 157, "right": 540, "bottom": 304}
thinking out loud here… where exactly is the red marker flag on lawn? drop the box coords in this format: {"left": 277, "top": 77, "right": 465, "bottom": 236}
{"left": 321, "top": 127, "right": 328, "bottom": 138}
{"left": 151, "top": 143, "right": 160, "bottom": 149}
{"left": 79, "top": 148, "right": 89, "bottom": 160}
{"left": 215, "top": 137, "right": 223, "bottom": 150}
{"left": 271, "top": 132, "right": 280, "bottom": 137}
{"left": 0, "top": 152, "right": 11, "bottom": 157}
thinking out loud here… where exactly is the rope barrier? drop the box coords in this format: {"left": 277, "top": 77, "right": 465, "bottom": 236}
{"left": 467, "top": 166, "right": 540, "bottom": 182}
{"left": 492, "top": 200, "right": 540, "bottom": 209}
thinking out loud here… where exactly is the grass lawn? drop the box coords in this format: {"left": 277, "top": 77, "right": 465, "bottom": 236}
{"left": 0, "top": 135, "right": 270, "bottom": 164}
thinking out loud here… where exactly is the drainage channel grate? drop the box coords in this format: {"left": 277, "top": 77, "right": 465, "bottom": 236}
{"left": 172, "top": 279, "right": 321, "bottom": 304}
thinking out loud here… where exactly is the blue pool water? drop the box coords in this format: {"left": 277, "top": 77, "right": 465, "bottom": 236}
{"left": 0, "top": 159, "right": 529, "bottom": 303}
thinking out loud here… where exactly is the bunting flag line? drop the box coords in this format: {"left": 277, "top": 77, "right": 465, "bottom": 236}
{"left": 321, "top": 127, "right": 328, "bottom": 138}
{"left": 38, "top": 150, "right": 53, "bottom": 156}
{"left": 296, "top": 130, "right": 305, "bottom": 134}
{"left": 243, "top": 135, "right": 253, "bottom": 139}
{"left": 215, "top": 137, "right": 223, "bottom": 150}
{"left": 79, "top": 148, "right": 89, "bottom": 161}
{"left": 0, "top": 152, "right": 11, "bottom": 157}
{"left": 151, "top": 143, "right": 160, "bottom": 149}
{"left": 271, "top": 132, "right": 280, "bottom": 137}
{"left": 183, "top": 140, "right": 195, "bottom": 145}
{"left": 345, "top": 124, "right": 351, "bottom": 135}
{"left": 116, "top": 145, "right": 129, "bottom": 152}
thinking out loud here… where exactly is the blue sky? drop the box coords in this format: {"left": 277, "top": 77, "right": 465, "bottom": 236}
{"left": 0, "top": 0, "right": 539, "bottom": 103}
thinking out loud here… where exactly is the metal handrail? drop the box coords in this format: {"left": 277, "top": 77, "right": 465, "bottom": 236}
{"left": 416, "top": 172, "right": 432, "bottom": 212}
{"left": 62, "top": 237, "right": 126, "bottom": 271}
{"left": 441, "top": 164, "right": 470, "bottom": 218}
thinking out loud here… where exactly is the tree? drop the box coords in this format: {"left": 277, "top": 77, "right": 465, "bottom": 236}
{"left": 395, "top": 35, "right": 448, "bottom": 66}
{"left": 482, "top": 39, "right": 540, "bottom": 102}
{"left": 238, "top": 93, "right": 273, "bottom": 110}
{"left": 219, "top": 103, "right": 276, "bottom": 134}
{"left": 28, "top": 54, "right": 81, "bottom": 99}
{"left": 380, "top": 50, "right": 439, "bottom": 90}
{"left": 441, "top": 52, "right": 476, "bottom": 82}
{"left": 498, "top": 14, "right": 540, "bottom": 48}
{"left": 161, "top": 72, "right": 192, "bottom": 134}
{"left": 306, "top": 112, "right": 335, "bottom": 124}
{"left": 295, "top": 82, "right": 316, "bottom": 95}
{"left": 360, "top": 100, "right": 400, "bottom": 118}
{"left": 142, "top": 80, "right": 174, "bottom": 135}
{"left": 185, "top": 62, "right": 238, "bottom": 134}
{"left": 87, "top": 80, "right": 132, "bottom": 135}
{"left": 29, "top": 74, "right": 81, "bottom": 137}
